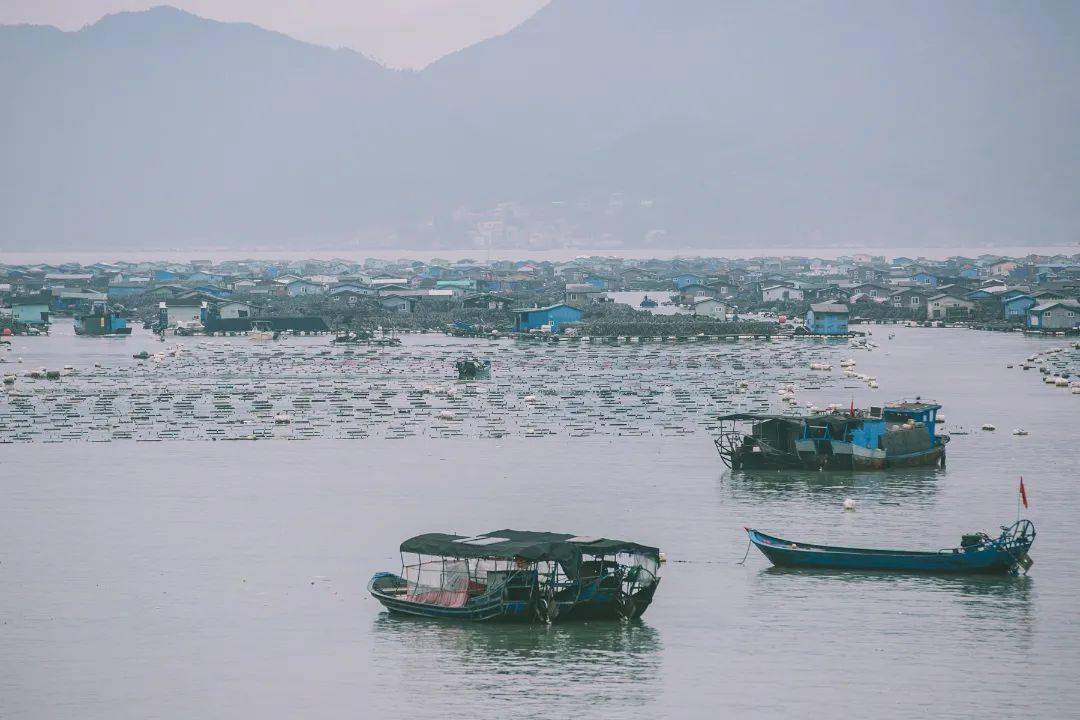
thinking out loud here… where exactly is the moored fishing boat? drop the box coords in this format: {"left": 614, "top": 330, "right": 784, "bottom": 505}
{"left": 455, "top": 356, "right": 491, "bottom": 379}
{"left": 368, "top": 529, "right": 661, "bottom": 622}
{"left": 248, "top": 320, "right": 279, "bottom": 341}
{"left": 73, "top": 301, "right": 131, "bottom": 336}
{"left": 716, "top": 400, "right": 948, "bottom": 470}
{"left": 745, "top": 520, "right": 1035, "bottom": 574}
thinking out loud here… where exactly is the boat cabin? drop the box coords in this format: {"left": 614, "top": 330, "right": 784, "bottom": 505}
{"left": 370, "top": 529, "right": 662, "bottom": 622}
{"left": 717, "top": 401, "right": 946, "bottom": 470}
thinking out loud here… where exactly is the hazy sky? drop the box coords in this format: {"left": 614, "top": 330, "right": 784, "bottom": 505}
{"left": 0, "top": 0, "right": 548, "bottom": 67}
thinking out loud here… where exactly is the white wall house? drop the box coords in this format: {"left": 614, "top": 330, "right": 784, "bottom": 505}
{"left": 564, "top": 284, "right": 607, "bottom": 306}
{"left": 692, "top": 298, "right": 729, "bottom": 319}
{"left": 927, "top": 294, "right": 975, "bottom": 319}
{"left": 164, "top": 302, "right": 203, "bottom": 327}
{"left": 285, "top": 280, "right": 325, "bottom": 297}
{"left": 762, "top": 284, "right": 803, "bottom": 302}
{"left": 218, "top": 301, "right": 254, "bottom": 319}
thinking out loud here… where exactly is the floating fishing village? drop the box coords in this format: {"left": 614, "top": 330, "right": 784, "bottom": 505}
{"left": 3, "top": 250, "right": 1078, "bottom": 715}
{"left": 3, "top": 252, "right": 1077, "bottom": 443}
{"left": 7, "top": 0, "right": 1080, "bottom": 715}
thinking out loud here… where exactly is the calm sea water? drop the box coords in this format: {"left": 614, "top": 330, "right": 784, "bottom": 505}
{"left": 2, "top": 325, "right": 1078, "bottom": 719}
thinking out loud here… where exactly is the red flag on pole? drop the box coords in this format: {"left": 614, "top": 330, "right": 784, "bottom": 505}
{"left": 1019, "top": 476, "right": 1029, "bottom": 509}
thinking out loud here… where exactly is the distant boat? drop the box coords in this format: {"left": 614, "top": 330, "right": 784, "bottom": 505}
{"left": 73, "top": 301, "right": 131, "bottom": 336}
{"left": 745, "top": 520, "right": 1035, "bottom": 574}
{"left": 716, "top": 401, "right": 949, "bottom": 470}
{"left": 639, "top": 295, "right": 658, "bottom": 308}
{"left": 248, "top": 320, "right": 278, "bottom": 341}
{"left": 368, "top": 529, "right": 662, "bottom": 622}
{"left": 455, "top": 356, "right": 491, "bottom": 379}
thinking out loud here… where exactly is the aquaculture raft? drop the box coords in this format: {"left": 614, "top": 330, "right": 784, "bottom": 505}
{"left": 368, "top": 529, "right": 662, "bottom": 622}
{"left": 745, "top": 520, "right": 1035, "bottom": 574}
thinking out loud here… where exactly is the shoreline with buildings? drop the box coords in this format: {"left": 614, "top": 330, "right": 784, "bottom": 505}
{"left": 3, "top": 251, "right": 1078, "bottom": 339}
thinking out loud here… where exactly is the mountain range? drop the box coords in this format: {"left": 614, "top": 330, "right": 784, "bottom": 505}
{"left": 2, "top": 1, "right": 1079, "bottom": 250}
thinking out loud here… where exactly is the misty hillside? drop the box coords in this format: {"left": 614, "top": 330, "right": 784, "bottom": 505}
{"left": 2, "top": 1, "right": 1079, "bottom": 249}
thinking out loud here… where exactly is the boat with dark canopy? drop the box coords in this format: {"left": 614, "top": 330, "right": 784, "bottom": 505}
{"left": 368, "top": 529, "right": 661, "bottom": 622}
{"left": 745, "top": 520, "right": 1035, "bottom": 574}
{"left": 455, "top": 356, "right": 491, "bottom": 380}
{"left": 716, "top": 400, "right": 949, "bottom": 470}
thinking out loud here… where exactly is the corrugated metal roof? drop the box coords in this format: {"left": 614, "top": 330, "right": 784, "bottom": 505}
{"left": 1032, "top": 299, "right": 1080, "bottom": 313}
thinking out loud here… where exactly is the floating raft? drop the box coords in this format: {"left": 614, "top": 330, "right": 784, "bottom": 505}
{"left": 1, "top": 333, "right": 853, "bottom": 443}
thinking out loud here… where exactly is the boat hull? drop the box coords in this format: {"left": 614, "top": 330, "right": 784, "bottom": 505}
{"left": 747, "top": 529, "right": 1032, "bottom": 574}
{"left": 553, "top": 578, "right": 661, "bottom": 621}
{"left": 368, "top": 573, "right": 535, "bottom": 622}
{"left": 368, "top": 572, "right": 660, "bottom": 622}
{"left": 722, "top": 439, "right": 945, "bottom": 471}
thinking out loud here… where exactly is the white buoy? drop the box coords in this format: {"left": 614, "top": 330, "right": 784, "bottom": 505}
{"left": 843, "top": 498, "right": 856, "bottom": 511}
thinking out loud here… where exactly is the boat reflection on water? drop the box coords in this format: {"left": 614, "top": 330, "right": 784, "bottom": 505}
{"left": 723, "top": 466, "right": 944, "bottom": 509}
{"left": 754, "top": 567, "right": 1035, "bottom": 644}
{"left": 369, "top": 614, "right": 662, "bottom": 712}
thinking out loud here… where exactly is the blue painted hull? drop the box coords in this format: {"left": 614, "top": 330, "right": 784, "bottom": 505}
{"left": 747, "top": 528, "right": 1033, "bottom": 574}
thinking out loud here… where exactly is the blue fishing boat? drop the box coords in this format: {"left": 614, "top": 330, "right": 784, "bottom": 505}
{"left": 74, "top": 301, "right": 131, "bottom": 336}
{"left": 716, "top": 400, "right": 949, "bottom": 470}
{"left": 639, "top": 295, "right": 658, "bottom": 308}
{"left": 745, "top": 520, "right": 1035, "bottom": 574}
{"left": 368, "top": 529, "right": 662, "bottom": 622}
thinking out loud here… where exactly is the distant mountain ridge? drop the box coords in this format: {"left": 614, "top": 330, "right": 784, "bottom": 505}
{"left": 2, "top": 1, "right": 1079, "bottom": 249}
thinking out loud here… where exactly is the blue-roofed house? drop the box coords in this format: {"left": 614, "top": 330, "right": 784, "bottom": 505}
{"left": 51, "top": 289, "right": 107, "bottom": 312}
{"left": 911, "top": 271, "right": 940, "bottom": 287}
{"left": 583, "top": 274, "right": 609, "bottom": 290}
{"left": 152, "top": 269, "right": 179, "bottom": 282}
{"left": 672, "top": 273, "right": 704, "bottom": 290}
{"left": 512, "top": 303, "right": 583, "bottom": 332}
{"left": 187, "top": 272, "right": 227, "bottom": 286}
{"left": 805, "top": 303, "right": 849, "bottom": 335}
{"left": 436, "top": 279, "right": 477, "bottom": 293}
{"left": 1002, "top": 293, "right": 1036, "bottom": 320}
{"left": 194, "top": 285, "right": 232, "bottom": 299}
{"left": 107, "top": 282, "right": 148, "bottom": 300}
{"left": 12, "top": 294, "right": 52, "bottom": 326}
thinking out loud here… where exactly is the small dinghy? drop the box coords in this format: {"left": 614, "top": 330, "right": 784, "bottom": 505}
{"left": 745, "top": 520, "right": 1035, "bottom": 574}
